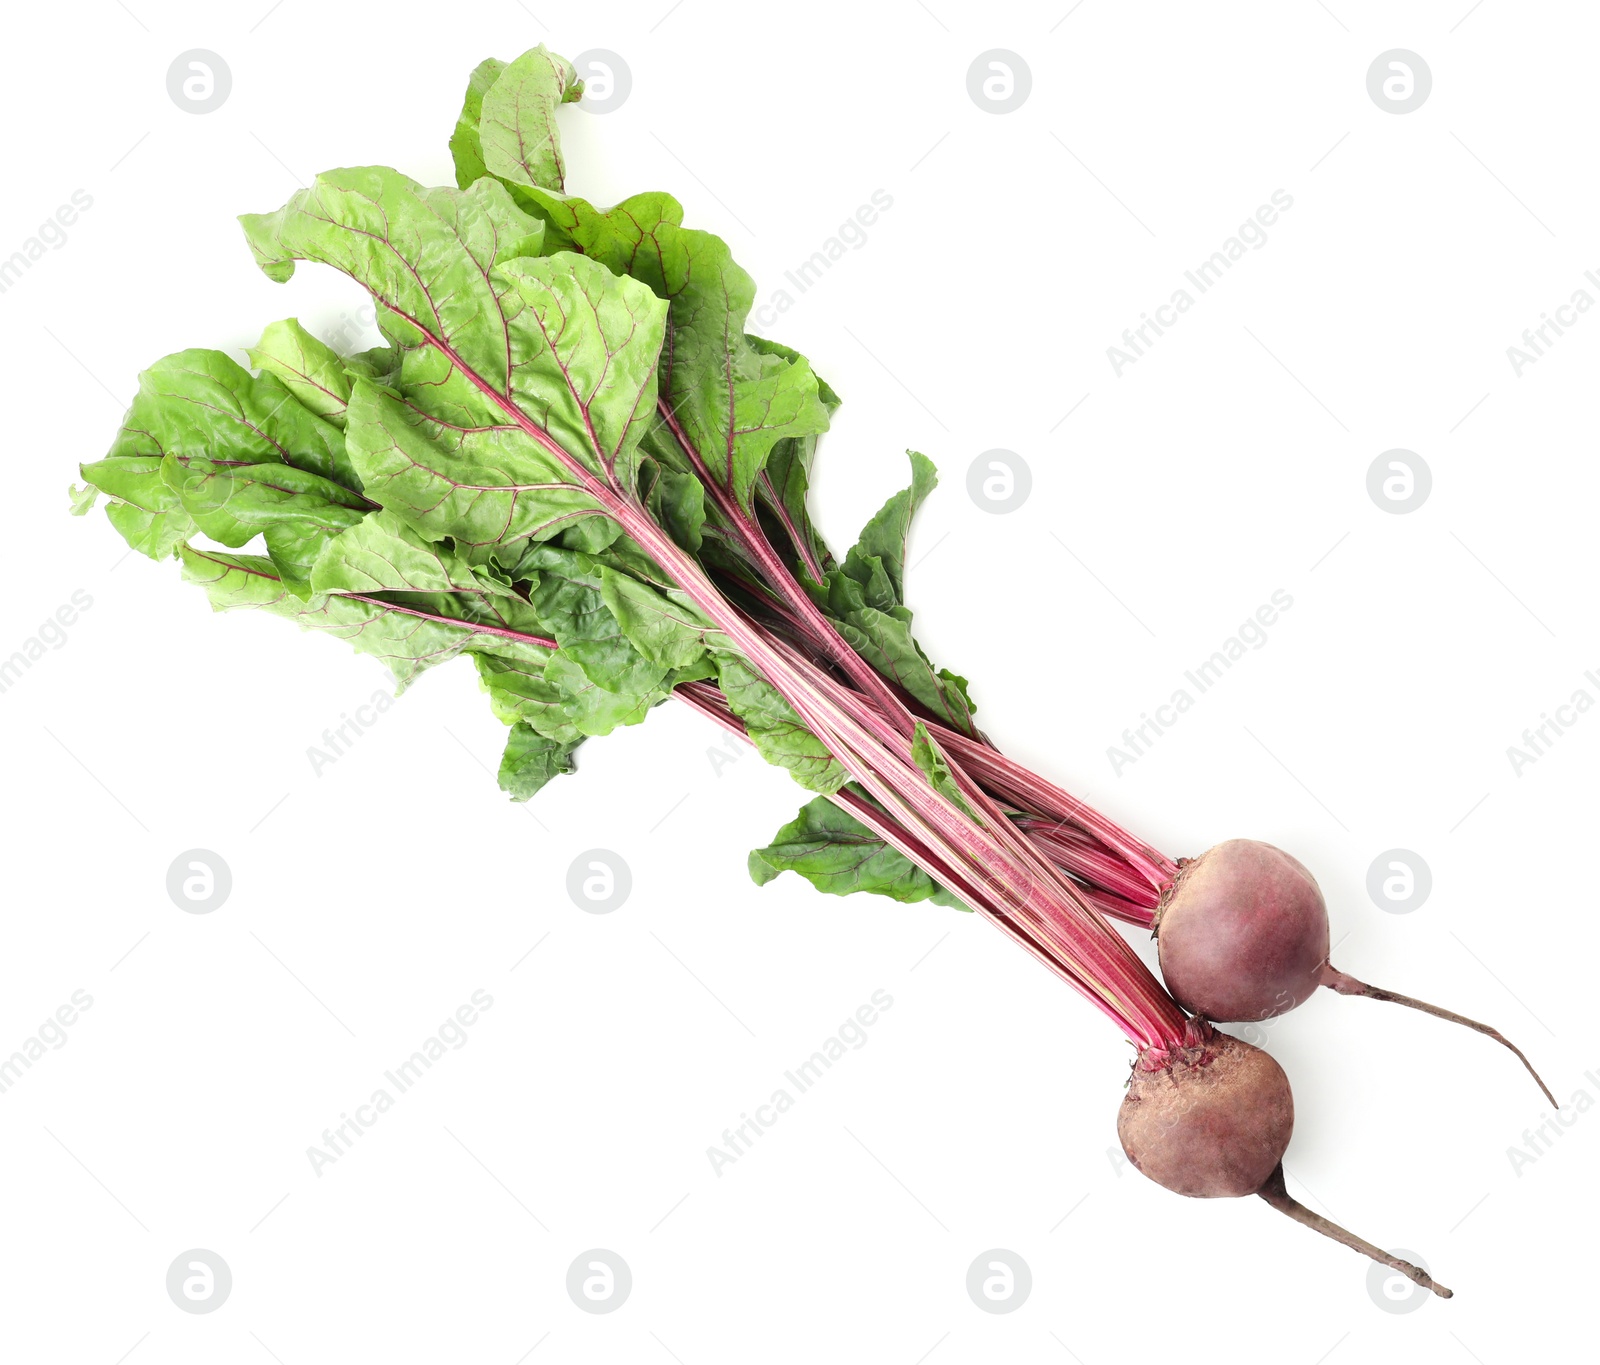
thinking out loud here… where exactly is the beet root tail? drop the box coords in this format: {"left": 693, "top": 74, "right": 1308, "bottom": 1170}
{"left": 1319, "top": 965, "right": 1556, "bottom": 1107}
{"left": 1256, "top": 1164, "right": 1452, "bottom": 1299}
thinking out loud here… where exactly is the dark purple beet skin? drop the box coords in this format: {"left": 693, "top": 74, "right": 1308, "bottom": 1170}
{"left": 1155, "top": 839, "right": 1329, "bottom": 1023}
{"left": 1118, "top": 1018, "right": 1452, "bottom": 1296}
{"left": 1118, "top": 1020, "right": 1294, "bottom": 1197}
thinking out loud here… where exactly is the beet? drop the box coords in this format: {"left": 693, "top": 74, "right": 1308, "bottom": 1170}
{"left": 1155, "top": 840, "right": 1327, "bottom": 1021}
{"left": 1155, "top": 839, "right": 1555, "bottom": 1105}
{"left": 1119, "top": 1019, "right": 1293, "bottom": 1197}
{"left": 1119, "top": 1020, "right": 1450, "bottom": 1297}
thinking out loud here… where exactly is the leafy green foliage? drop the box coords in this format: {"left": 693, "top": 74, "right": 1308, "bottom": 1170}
{"left": 715, "top": 653, "right": 847, "bottom": 794}
{"left": 809, "top": 453, "right": 978, "bottom": 734}
{"left": 910, "top": 722, "right": 977, "bottom": 818}
{"left": 476, "top": 46, "right": 582, "bottom": 193}
{"left": 449, "top": 71, "right": 831, "bottom": 520}
{"left": 247, "top": 319, "right": 354, "bottom": 425}
{"left": 498, "top": 722, "right": 581, "bottom": 799}
{"left": 748, "top": 789, "right": 969, "bottom": 910}
{"left": 73, "top": 43, "right": 964, "bottom": 826}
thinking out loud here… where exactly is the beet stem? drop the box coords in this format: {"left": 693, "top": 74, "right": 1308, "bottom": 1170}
{"left": 1256, "top": 1164, "right": 1451, "bottom": 1299}
{"left": 1319, "top": 965, "right": 1556, "bottom": 1107}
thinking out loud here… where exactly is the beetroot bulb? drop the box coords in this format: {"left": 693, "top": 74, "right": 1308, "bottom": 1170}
{"left": 921, "top": 732, "right": 1555, "bottom": 1104}
{"left": 684, "top": 688, "right": 1455, "bottom": 1290}
{"left": 1152, "top": 840, "right": 1555, "bottom": 1105}
{"left": 1117, "top": 1018, "right": 1450, "bottom": 1297}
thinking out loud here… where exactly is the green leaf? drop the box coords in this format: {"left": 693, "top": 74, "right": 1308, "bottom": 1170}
{"left": 247, "top": 319, "right": 354, "bottom": 426}
{"left": 646, "top": 465, "right": 706, "bottom": 554}
{"left": 240, "top": 170, "right": 546, "bottom": 375}
{"left": 557, "top": 515, "right": 624, "bottom": 554}
{"left": 110, "top": 348, "right": 358, "bottom": 490}
{"left": 714, "top": 651, "right": 846, "bottom": 794}
{"left": 497, "top": 722, "right": 581, "bottom": 800}
{"left": 841, "top": 450, "right": 939, "bottom": 607}
{"left": 748, "top": 790, "right": 969, "bottom": 910}
{"left": 449, "top": 57, "right": 508, "bottom": 191}
{"left": 494, "top": 251, "right": 667, "bottom": 486}
{"left": 522, "top": 544, "right": 663, "bottom": 686}
{"left": 600, "top": 567, "right": 710, "bottom": 669}
{"left": 309, "top": 510, "right": 508, "bottom": 596}
{"left": 238, "top": 163, "right": 708, "bottom": 763}
{"left": 344, "top": 344, "right": 401, "bottom": 385}
{"left": 476, "top": 46, "right": 582, "bottom": 194}
{"left": 818, "top": 451, "right": 977, "bottom": 734}
{"left": 910, "top": 722, "right": 976, "bottom": 818}
{"left": 78, "top": 455, "right": 195, "bottom": 559}
{"left": 178, "top": 545, "right": 554, "bottom": 690}
{"left": 161, "top": 456, "right": 368, "bottom": 591}
{"left": 344, "top": 380, "right": 608, "bottom": 556}
{"left": 544, "top": 651, "right": 669, "bottom": 734}
{"left": 613, "top": 218, "right": 833, "bottom": 511}
{"left": 835, "top": 610, "right": 978, "bottom": 736}
{"left": 476, "top": 650, "right": 671, "bottom": 740}
{"left": 750, "top": 336, "right": 839, "bottom": 581}
{"left": 244, "top": 169, "right": 669, "bottom": 561}
{"left": 454, "top": 106, "right": 830, "bottom": 515}
{"left": 823, "top": 562, "right": 976, "bottom": 734}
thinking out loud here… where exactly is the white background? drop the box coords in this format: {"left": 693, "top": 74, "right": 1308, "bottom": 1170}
{"left": 1, "top": 0, "right": 1595, "bottom": 1360}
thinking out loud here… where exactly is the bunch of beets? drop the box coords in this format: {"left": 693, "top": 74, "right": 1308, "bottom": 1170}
{"left": 74, "top": 45, "right": 1552, "bottom": 1298}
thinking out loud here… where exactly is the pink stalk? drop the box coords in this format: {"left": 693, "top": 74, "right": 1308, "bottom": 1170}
{"left": 1016, "top": 820, "right": 1161, "bottom": 914}
{"left": 678, "top": 679, "right": 1160, "bottom": 931}
{"left": 1077, "top": 885, "right": 1162, "bottom": 930}
{"left": 756, "top": 468, "right": 827, "bottom": 584}
{"left": 674, "top": 682, "right": 1070, "bottom": 981}
{"left": 655, "top": 401, "right": 920, "bottom": 738}
{"left": 750, "top": 629, "right": 1175, "bottom": 985}
{"left": 921, "top": 722, "right": 1177, "bottom": 892}
{"left": 707, "top": 566, "right": 1175, "bottom": 899}
{"left": 826, "top": 784, "right": 1133, "bottom": 1004}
